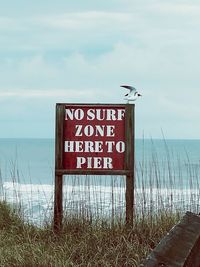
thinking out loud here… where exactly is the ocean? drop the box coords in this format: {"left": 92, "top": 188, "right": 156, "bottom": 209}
{"left": 0, "top": 138, "right": 200, "bottom": 225}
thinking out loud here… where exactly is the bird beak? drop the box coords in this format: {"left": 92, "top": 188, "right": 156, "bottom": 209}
{"left": 138, "top": 93, "right": 142, "bottom": 97}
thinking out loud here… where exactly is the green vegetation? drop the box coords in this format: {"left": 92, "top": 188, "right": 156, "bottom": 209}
{"left": 0, "top": 201, "right": 180, "bottom": 267}
{"left": 1, "top": 140, "right": 198, "bottom": 266}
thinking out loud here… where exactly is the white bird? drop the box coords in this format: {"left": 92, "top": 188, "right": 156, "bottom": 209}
{"left": 120, "top": 85, "right": 142, "bottom": 103}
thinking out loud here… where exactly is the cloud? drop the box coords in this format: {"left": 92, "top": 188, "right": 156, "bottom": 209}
{"left": 0, "top": 2, "right": 200, "bottom": 138}
{"left": 0, "top": 38, "right": 199, "bottom": 101}
{"left": 1, "top": 5, "right": 200, "bottom": 53}
{"left": 152, "top": 2, "right": 200, "bottom": 15}
{"left": 0, "top": 89, "right": 86, "bottom": 98}
{"left": 0, "top": 11, "right": 135, "bottom": 53}
{"left": 0, "top": 17, "right": 23, "bottom": 31}
{"left": 35, "top": 11, "right": 132, "bottom": 30}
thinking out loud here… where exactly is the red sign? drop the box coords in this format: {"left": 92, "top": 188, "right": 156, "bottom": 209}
{"left": 63, "top": 105, "right": 126, "bottom": 170}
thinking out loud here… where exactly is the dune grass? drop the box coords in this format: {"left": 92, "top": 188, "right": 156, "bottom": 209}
{"left": 0, "top": 201, "right": 180, "bottom": 267}
{"left": 0, "top": 139, "right": 200, "bottom": 266}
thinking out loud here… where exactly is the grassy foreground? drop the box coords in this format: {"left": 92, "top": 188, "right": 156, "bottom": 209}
{"left": 0, "top": 201, "right": 180, "bottom": 267}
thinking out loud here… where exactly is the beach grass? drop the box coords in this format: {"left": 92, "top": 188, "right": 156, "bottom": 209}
{"left": 0, "top": 201, "right": 180, "bottom": 267}
{"left": 0, "top": 139, "right": 200, "bottom": 266}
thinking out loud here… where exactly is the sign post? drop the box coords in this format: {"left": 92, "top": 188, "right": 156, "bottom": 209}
{"left": 125, "top": 104, "right": 135, "bottom": 226}
{"left": 54, "top": 103, "right": 135, "bottom": 232}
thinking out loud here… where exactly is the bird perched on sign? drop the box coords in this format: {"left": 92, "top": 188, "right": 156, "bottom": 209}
{"left": 120, "top": 85, "right": 142, "bottom": 103}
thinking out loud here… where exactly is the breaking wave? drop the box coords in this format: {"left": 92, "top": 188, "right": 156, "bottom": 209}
{"left": 2, "top": 182, "right": 200, "bottom": 226}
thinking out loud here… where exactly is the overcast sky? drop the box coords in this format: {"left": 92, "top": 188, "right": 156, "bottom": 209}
{"left": 0, "top": 1, "right": 200, "bottom": 139}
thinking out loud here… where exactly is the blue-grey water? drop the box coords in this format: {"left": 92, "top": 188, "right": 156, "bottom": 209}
{"left": 0, "top": 138, "right": 199, "bottom": 184}
{"left": 0, "top": 138, "right": 200, "bottom": 225}
{"left": 0, "top": 138, "right": 54, "bottom": 184}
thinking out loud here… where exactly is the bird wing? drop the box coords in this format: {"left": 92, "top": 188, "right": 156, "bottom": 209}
{"left": 120, "top": 85, "right": 136, "bottom": 92}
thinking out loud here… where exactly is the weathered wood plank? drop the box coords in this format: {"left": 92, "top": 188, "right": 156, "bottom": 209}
{"left": 55, "top": 169, "right": 132, "bottom": 176}
{"left": 141, "top": 212, "right": 200, "bottom": 267}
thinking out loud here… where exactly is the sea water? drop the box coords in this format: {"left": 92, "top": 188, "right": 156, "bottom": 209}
{"left": 0, "top": 138, "right": 200, "bottom": 225}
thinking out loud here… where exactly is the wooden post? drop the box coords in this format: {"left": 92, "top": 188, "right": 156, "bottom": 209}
{"left": 125, "top": 104, "right": 135, "bottom": 227}
{"left": 54, "top": 104, "right": 65, "bottom": 233}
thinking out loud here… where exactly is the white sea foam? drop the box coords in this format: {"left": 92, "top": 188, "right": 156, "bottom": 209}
{"left": 2, "top": 182, "right": 200, "bottom": 226}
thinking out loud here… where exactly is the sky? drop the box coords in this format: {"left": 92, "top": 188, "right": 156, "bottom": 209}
{"left": 0, "top": 0, "right": 200, "bottom": 139}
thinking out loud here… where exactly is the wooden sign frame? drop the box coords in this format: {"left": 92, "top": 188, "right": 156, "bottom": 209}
{"left": 54, "top": 103, "right": 135, "bottom": 232}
